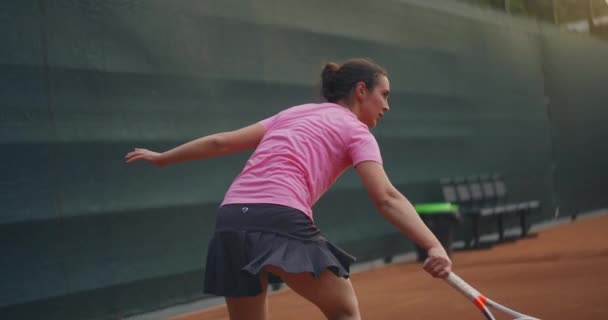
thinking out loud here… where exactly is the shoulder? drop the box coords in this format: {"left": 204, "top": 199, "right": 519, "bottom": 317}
{"left": 271, "top": 103, "right": 350, "bottom": 126}
{"left": 283, "top": 103, "right": 323, "bottom": 113}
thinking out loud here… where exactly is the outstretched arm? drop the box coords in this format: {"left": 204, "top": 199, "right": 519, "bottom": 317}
{"left": 125, "top": 123, "right": 266, "bottom": 166}
{"left": 355, "top": 161, "right": 452, "bottom": 278}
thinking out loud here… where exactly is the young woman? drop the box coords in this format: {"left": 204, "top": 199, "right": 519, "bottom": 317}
{"left": 126, "top": 58, "right": 452, "bottom": 320}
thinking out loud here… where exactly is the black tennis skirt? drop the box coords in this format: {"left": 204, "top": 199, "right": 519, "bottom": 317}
{"left": 203, "top": 203, "right": 356, "bottom": 297}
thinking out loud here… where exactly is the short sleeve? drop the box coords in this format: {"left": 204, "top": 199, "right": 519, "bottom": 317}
{"left": 346, "top": 123, "right": 383, "bottom": 166}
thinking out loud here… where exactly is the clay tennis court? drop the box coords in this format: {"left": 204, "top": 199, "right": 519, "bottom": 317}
{"left": 172, "top": 213, "right": 608, "bottom": 320}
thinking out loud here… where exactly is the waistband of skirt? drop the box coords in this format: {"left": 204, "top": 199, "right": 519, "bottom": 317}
{"left": 216, "top": 203, "right": 322, "bottom": 241}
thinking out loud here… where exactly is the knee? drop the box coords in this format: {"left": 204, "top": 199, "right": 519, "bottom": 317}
{"left": 328, "top": 312, "right": 360, "bottom": 320}
{"left": 326, "top": 299, "right": 360, "bottom": 320}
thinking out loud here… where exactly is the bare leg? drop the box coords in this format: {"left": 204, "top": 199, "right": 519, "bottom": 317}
{"left": 225, "top": 272, "right": 269, "bottom": 320}
{"left": 265, "top": 265, "right": 361, "bottom": 320}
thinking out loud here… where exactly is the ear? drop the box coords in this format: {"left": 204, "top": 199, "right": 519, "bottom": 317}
{"left": 354, "top": 81, "right": 367, "bottom": 99}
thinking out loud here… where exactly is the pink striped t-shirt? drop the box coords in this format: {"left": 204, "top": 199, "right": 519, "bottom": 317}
{"left": 221, "top": 103, "right": 383, "bottom": 220}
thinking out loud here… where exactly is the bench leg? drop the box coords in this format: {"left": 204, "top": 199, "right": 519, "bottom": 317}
{"left": 520, "top": 209, "right": 528, "bottom": 237}
{"left": 497, "top": 215, "right": 504, "bottom": 242}
{"left": 471, "top": 215, "right": 480, "bottom": 248}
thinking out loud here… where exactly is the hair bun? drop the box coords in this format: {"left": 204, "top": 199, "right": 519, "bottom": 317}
{"left": 321, "top": 62, "right": 340, "bottom": 102}
{"left": 319, "top": 58, "right": 387, "bottom": 103}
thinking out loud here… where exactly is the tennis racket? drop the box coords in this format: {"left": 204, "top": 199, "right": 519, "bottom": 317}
{"left": 445, "top": 272, "right": 540, "bottom": 320}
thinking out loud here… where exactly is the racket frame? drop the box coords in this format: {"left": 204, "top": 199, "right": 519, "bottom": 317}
{"left": 445, "top": 272, "right": 540, "bottom": 320}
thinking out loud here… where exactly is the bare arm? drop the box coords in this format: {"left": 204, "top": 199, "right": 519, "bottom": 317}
{"left": 355, "top": 161, "right": 452, "bottom": 278}
{"left": 126, "top": 123, "right": 266, "bottom": 166}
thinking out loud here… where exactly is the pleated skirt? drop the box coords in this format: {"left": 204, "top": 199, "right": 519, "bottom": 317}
{"left": 204, "top": 203, "right": 356, "bottom": 297}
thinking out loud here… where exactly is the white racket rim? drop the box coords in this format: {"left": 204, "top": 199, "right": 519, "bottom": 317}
{"left": 445, "top": 272, "right": 541, "bottom": 320}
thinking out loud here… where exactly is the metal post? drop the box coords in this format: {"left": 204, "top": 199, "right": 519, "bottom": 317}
{"left": 588, "top": 0, "right": 596, "bottom": 33}
{"left": 552, "top": 0, "right": 560, "bottom": 25}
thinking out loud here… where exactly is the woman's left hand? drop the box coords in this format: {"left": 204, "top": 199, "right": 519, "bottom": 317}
{"left": 125, "top": 148, "right": 166, "bottom": 167}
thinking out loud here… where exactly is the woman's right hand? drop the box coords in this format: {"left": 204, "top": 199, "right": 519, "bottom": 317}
{"left": 125, "top": 148, "right": 166, "bottom": 167}
{"left": 423, "top": 246, "right": 452, "bottom": 279}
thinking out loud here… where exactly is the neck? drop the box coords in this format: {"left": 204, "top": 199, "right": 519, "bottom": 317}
{"left": 336, "top": 100, "right": 361, "bottom": 118}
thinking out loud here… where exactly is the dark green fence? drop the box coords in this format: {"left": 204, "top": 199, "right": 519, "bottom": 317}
{"left": 1, "top": 0, "right": 606, "bottom": 318}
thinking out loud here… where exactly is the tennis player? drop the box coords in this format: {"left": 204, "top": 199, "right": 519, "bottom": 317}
{"left": 126, "top": 58, "right": 452, "bottom": 320}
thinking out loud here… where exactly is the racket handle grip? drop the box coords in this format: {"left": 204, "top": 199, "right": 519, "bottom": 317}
{"left": 445, "top": 272, "right": 482, "bottom": 300}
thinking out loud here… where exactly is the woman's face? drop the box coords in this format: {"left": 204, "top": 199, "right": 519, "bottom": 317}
{"left": 358, "top": 75, "right": 390, "bottom": 128}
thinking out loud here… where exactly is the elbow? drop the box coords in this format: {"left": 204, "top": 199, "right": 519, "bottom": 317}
{"left": 375, "top": 197, "right": 396, "bottom": 214}
{"left": 373, "top": 187, "right": 403, "bottom": 213}
{"left": 210, "top": 133, "right": 228, "bottom": 152}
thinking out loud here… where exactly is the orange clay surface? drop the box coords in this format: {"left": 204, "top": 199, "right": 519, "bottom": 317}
{"left": 173, "top": 213, "right": 608, "bottom": 320}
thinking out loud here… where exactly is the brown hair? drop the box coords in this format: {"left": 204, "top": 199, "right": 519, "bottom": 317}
{"left": 321, "top": 58, "right": 387, "bottom": 103}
